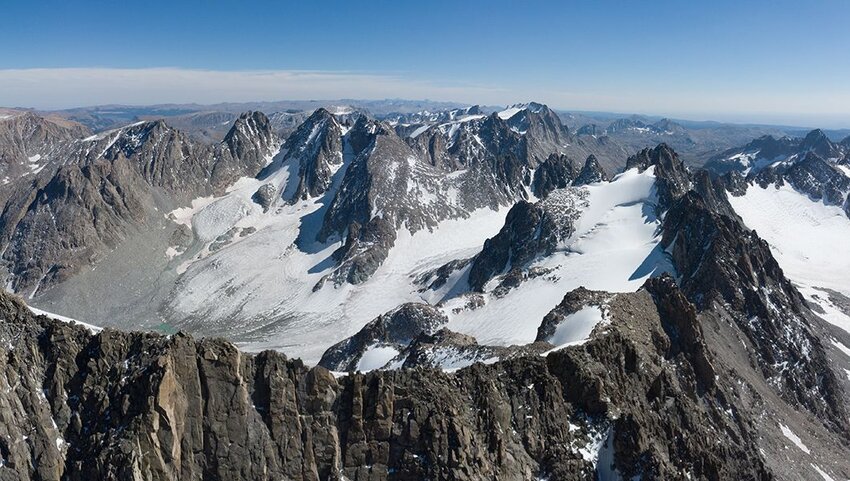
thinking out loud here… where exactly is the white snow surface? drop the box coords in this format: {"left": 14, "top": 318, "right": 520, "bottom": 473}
{"left": 833, "top": 340, "right": 850, "bottom": 358}
{"left": 779, "top": 423, "right": 811, "bottom": 454}
{"left": 798, "top": 285, "right": 850, "bottom": 334}
{"left": 548, "top": 306, "right": 606, "bottom": 349}
{"left": 29, "top": 307, "right": 102, "bottom": 333}
{"left": 164, "top": 160, "right": 671, "bottom": 365}
{"left": 810, "top": 464, "right": 836, "bottom": 481}
{"left": 728, "top": 183, "right": 850, "bottom": 334}
{"left": 356, "top": 345, "right": 400, "bottom": 371}
{"left": 445, "top": 166, "right": 673, "bottom": 347}
{"left": 497, "top": 107, "right": 524, "bottom": 120}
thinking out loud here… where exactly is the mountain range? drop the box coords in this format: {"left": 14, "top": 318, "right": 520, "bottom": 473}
{"left": 0, "top": 101, "right": 849, "bottom": 480}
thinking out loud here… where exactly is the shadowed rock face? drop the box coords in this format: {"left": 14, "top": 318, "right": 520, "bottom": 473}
{"left": 0, "top": 280, "right": 783, "bottom": 481}
{"left": 662, "top": 189, "right": 848, "bottom": 433}
{"left": 626, "top": 143, "right": 691, "bottom": 210}
{"left": 571, "top": 155, "right": 608, "bottom": 186}
{"left": 531, "top": 153, "right": 577, "bottom": 198}
{"left": 281, "top": 108, "right": 345, "bottom": 202}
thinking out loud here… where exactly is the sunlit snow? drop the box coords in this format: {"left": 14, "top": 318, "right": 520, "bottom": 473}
{"left": 548, "top": 306, "right": 606, "bottom": 348}
{"left": 729, "top": 183, "right": 850, "bottom": 334}
{"left": 356, "top": 345, "right": 400, "bottom": 371}
{"left": 445, "top": 167, "right": 673, "bottom": 347}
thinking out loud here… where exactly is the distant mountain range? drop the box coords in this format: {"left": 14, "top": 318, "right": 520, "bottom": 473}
{"left": 8, "top": 99, "right": 848, "bottom": 167}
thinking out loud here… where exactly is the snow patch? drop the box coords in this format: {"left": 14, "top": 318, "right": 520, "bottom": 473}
{"left": 497, "top": 106, "right": 524, "bottom": 120}
{"left": 779, "top": 423, "right": 810, "bottom": 454}
{"left": 833, "top": 340, "right": 850, "bottom": 358}
{"left": 798, "top": 285, "right": 850, "bottom": 333}
{"left": 167, "top": 196, "right": 218, "bottom": 229}
{"left": 811, "top": 464, "right": 836, "bottom": 481}
{"left": 547, "top": 306, "right": 605, "bottom": 350}
{"left": 29, "top": 307, "right": 102, "bottom": 333}
{"left": 356, "top": 345, "right": 400, "bottom": 371}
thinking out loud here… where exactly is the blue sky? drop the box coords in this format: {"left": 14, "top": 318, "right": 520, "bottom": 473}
{"left": 2, "top": 0, "right": 849, "bottom": 126}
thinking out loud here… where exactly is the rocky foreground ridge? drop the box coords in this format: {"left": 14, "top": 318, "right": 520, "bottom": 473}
{"left": 2, "top": 265, "right": 850, "bottom": 480}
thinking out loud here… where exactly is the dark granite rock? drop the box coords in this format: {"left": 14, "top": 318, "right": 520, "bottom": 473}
{"left": 531, "top": 153, "right": 577, "bottom": 198}
{"left": 571, "top": 155, "right": 608, "bottom": 186}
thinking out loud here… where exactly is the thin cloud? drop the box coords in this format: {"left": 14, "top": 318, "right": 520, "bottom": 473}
{"left": 0, "top": 68, "right": 510, "bottom": 110}
{"left": 1, "top": 68, "right": 849, "bottom": 127}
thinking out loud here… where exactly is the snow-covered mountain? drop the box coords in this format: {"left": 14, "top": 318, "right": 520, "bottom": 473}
{"left": 572, "top": 114, "right": 793, "bottom": 167}
{"left": 2, "top": 102, "right": 850, "bottom": 479}
{"left": 706, "top": 129, "right": 850, "bottom": 221}
{"left": 706, "top": 128, "right": 849, "bottom": 175}
{"left": 719, "top": 130, "right": 850, "bottom": 337}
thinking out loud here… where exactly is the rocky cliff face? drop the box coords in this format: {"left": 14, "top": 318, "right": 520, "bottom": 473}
{"left": 0, "top": 112, "right": 278, "bottom": 296}
{"left": 571, "top": 155, "right": 608, "bottom": 186}
{"left": 625, "top": 143, "right": 691, "bottom": 210}
{"left": 662, "top": 188, "right": 849, "bottom": 433}
{"left": 0, "top": 276, "right": 806, "bottom": 481}
{"left": 530, "top": 153, "right": 577, "bottom": 198}
{"left": 281, "top": 108, "right": 346, "bottom": 202}
{"left": 466, "top": 188, "right": 586, "bottom": 292}
{"left": 0, "top": 113, "right": 90, "bottom": 192}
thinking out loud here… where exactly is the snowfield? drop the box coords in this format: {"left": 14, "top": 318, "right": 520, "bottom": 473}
{"left": 163, "top": 139, "right": 511, "bottom": 362}
{"left": 445, "top": 167, "right": 673, "bottom": 347}
{"left": 779, "top": 423, "right": 810, "bottom": 454}
{"left": 728, "top": 183, "right": 850, "bottom": 334}
{"left": 549, "top": 306, "right": 606, "bottom": 348}
{"left": 164, "top": 162, "right": 673, "bottom": 364}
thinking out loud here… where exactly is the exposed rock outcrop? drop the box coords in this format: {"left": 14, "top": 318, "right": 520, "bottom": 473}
{"left": 319, "top": 303, "right": 447, "bottom": 371}
{"left": 467, "top": 188, "right": 586, "bottom": 292}
{"left": 626, "top": 143, "right": 691, "bottom": 210}
{"left": 0, "top": 112, "right": 279, "bottom": 296}
{"left": 662, "top": 189, "right": 849, "bottom": 433}
{"left": 571, "top": 155, "right": 608, "bottom": 186}
{"left": 531, "top": 153, "right": 577, "bottom": 198}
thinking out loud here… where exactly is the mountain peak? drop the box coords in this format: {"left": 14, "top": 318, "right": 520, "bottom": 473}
{"left": 572, "top": 154, "right": 608, "bottom": 185}
{"left": 800, "top": 128, "right": 841, "bottom": 160}
{"left": 496, "top": 102, "right": 549, "bottom": 120}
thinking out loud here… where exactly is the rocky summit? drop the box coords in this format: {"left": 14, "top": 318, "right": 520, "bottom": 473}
{"left": 1, "top": 101, "right": 850, "bottom": 480}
